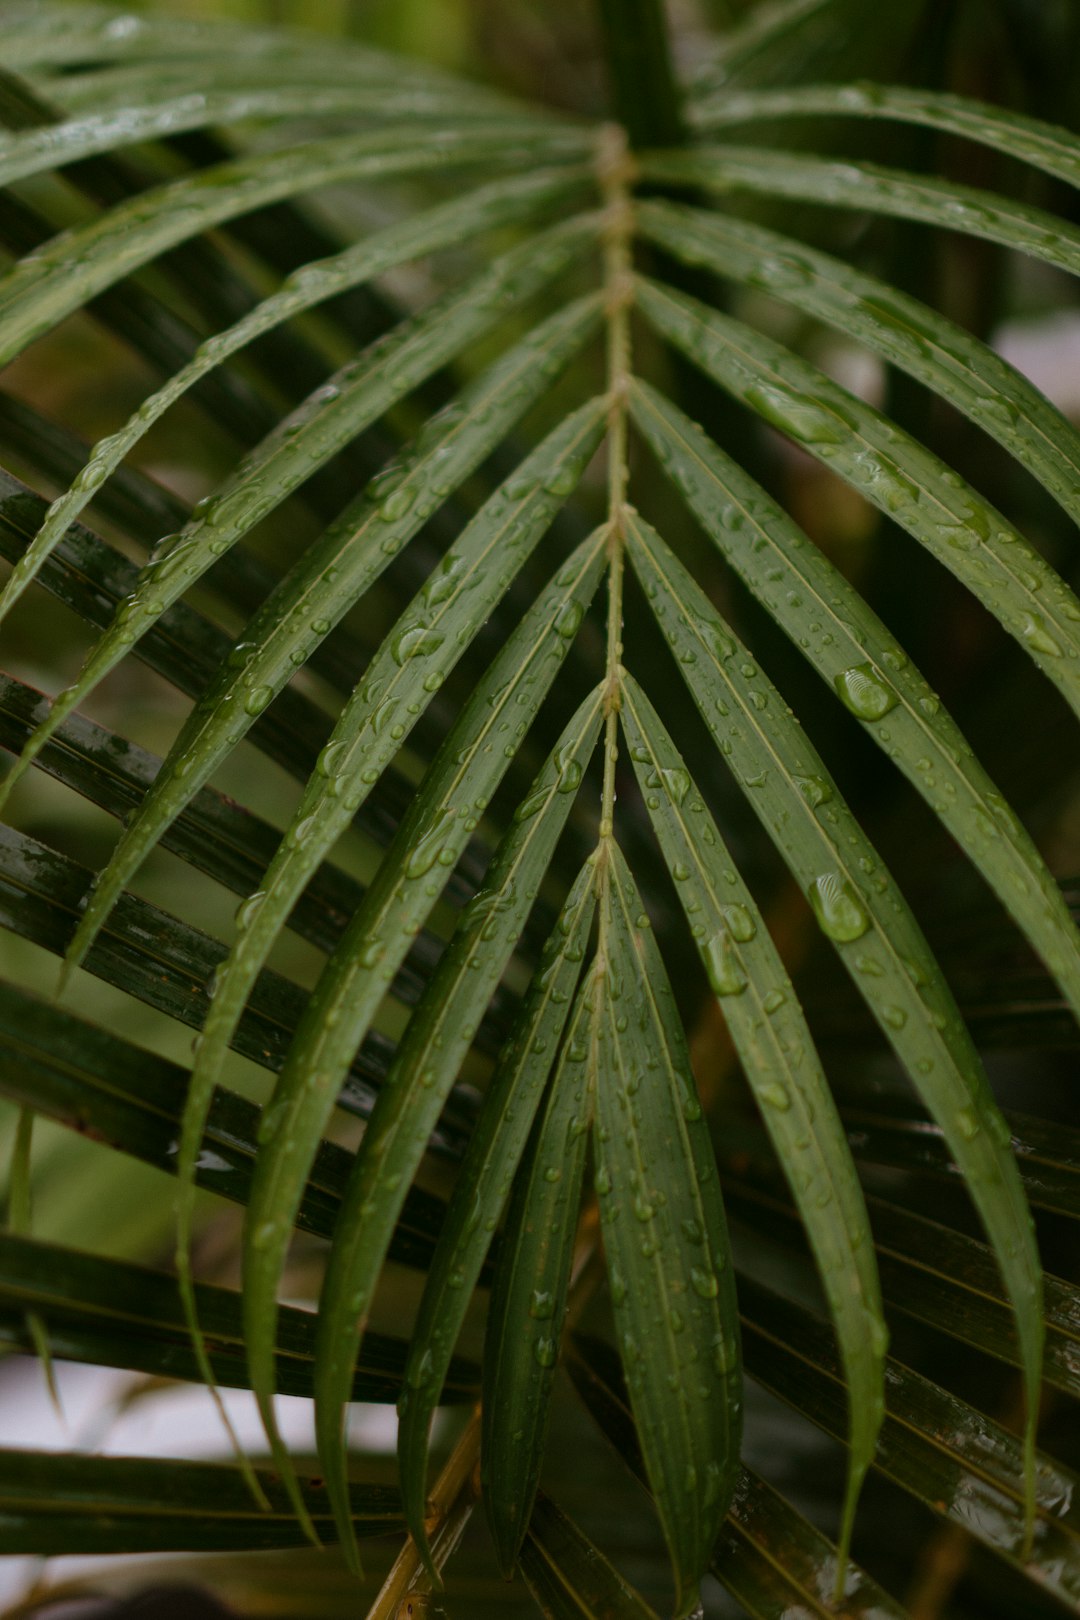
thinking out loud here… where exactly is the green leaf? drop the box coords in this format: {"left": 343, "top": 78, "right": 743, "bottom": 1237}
{"left": 0, "top": 123, "right": 589, "bottom": 368}
{"left": 0, "top": 86, "right": 548, "bottom": 185}
{"left": 398, "top": 854, "right": 600, "bottom": 1561}
{"left": 619, "top": 675, "right": 884, "bottom": 1570}
{"left": 305, "top": 690, "right": 604, "bottom": 1568}
{"left": 0, "top": 1231, "right": 478, "bottom": 1403}
{"left": 0, "top": 1447, "right": 403, "bottom": 1556}
{"left": 688, "top": 82, "right": 1080, "bottom": 195}
{"left": 625, "top": 512, "right": 1044, "bottom": 1534}
{"left": 627, "top": 375, "right": 1080, "bottom": 1027}
{"left": 35, "top": 53, "right": 530, "bottom": 116}
{"left": 635, "top": 198, "right": 1080, "bottom": 538}
{"left": 167, "top": 403, "right": 601, "bottom": 1528}
{"left": 635, "top": 279, "right": 1080, "bottom": 720}
{"left": 481, "top": 915, "right": 600, "bottom": 1578}
{"left": 0, "top": 213, "right": 598, "bottom": 803}
{"left": 566, "top": 1335, "right": 908, "bottom": 1620}
{"left": 2, "top": 4, "right": 527, "bottom": 100}
{"left": 0, "top": 823, "right": 403, "bottom": 1124}
{"left": 0, "top": 171, "right": 591, "bottom": 626}
{"left": 727, "top": 1175, "right": 1080, "bottom": 1406}
{"left": 739, "top": 1274, "right": 1080, "bottom": 1604}
{"left": 835, "top": 1101, "right": 1080, "bottom": 1221}
{"left": 4, "top": 1108, "right": 58, "bottom": 1409}
{"left": 0, "top": 475, "right": 489, "bottom": 947}
{"left": 51, "top": 295, "right": 601, "bottom": 998}
{"left": 714, "top": 1469, "right": 910, "bottom": 1620}
{"left": 0, "top": 975, "right": 445, "bottom": 1269}
{"left": 639, "top": 145, "right": 1080, "bottom": 279}
{"left": 865, "top": 1199, "right": 1080, "bottom": 1404}
{"left": 518, "top": 1493, "right": 662, "bottom": 1620}
{"left": 690, "top": 0, "right": 928, "bottom": 97}
{"left": 594, "top": 843, "right": 741, "bottom": 1619}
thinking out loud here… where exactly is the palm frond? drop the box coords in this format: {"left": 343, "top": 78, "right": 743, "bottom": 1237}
{"left": 2, "top": 3, "right": 1080, "bottom": 1614}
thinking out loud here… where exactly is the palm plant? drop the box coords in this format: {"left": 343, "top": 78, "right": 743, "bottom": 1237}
{"left": 2, "top": 0, "right": 1080, "bottom": 1614}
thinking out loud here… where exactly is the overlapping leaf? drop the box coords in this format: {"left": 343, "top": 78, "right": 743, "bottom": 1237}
{"left": 0, "top": 171, "right": 592, "bottom": 628}
{"left": 619, "top": 675, "right": 884, "bottom": 1568}
{"left": 482, "top": 945, "right": 599, "bottom": 1576}
{"left": 625, "top": 512, "right": 1043, "bottom": 1530}
{"left": 635, "top": 280, "right": 1080, "bottom": 719}
{"left": 627, "top": 376, "right": 1080, "bottom": 1021}
{"left": 592, "top": 844, "right": 741, "bottom": 1618}
{"left": 309, "top": 691, "right": 603, "bottom": 1570}
{"left": 402, "top": 855, "right": 599, "bottom": 1562}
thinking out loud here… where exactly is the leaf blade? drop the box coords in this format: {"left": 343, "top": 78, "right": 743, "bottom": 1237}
{"left": 625, "top": 512, "right": 1044, "bottom": 1533}
{"left": 305, "top": 690, "right": 604, "bottom": 1569}
{"left": 636, "top": 277, "right": 1080, "bottom": 720}
{"left": 1, "top": 212, "right": 599, "bottom": 802}
{"left": 627, "top": 372, "right": 1080, "bottom": 1027}
{"left": 636, "top": 197, "right": 1080, "bottom": 538}
{"left": 619, "top": 674, "right": 884, "bottom": 1567}
{"left": 0, "top": 124, "right": 590, "bottom": 367}
{"left": 688, "top": 82, "right": 1080, "bottom": 196}
{"left": 482, "top": 935, "right": 600, "bottom": 1577}
{"left": 399, "top": 853, "right": 600, "bottom": 1561}
{"left": 594, "top": 843, "right": 741, "bottom": 1618}
{"left": 519, "top": 1493, "right": 662, "bottom": 1620}
{"left": 639, "top": 145, "right": 1080, "bottom": 280}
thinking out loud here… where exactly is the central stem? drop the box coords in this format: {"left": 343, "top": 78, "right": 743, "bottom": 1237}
{"left": 597, "top": 124, "right": 636, "bottom": 848}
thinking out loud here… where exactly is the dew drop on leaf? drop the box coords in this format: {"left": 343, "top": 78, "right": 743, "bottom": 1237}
{"left": 834, "top": 663, "right": 896, "bottom": 721}
{"left": 808, "top": 872, "right": 870, "bottom": 942}
{"left": 704, "top": 931, "right": 747, "bottom": 996}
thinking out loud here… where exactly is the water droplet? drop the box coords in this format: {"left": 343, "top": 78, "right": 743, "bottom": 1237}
{"left": 808, "top": 872, "right": 870, "bottom": 942}
{"left": 407, "top": 1349, "right": 434, "bottom": 1389}
{"left": 533, "top": 1336, "right": 557, "bottom": 1368}
{"left": 529, "top": 1289, "right": 555, "bottom": 1319}
{"left": 244, "top": 684, "right": 273, "bottom": 717}
{"left": 794, "top": 774, "right": 833, "bottom": 809}
{"left": 514, "top": 786, "right": 547, "bottom": 822}
{"left": 661, "top": 767, "right": 691, "bottom": 805}
{"left": 956, "top": 1107, "right": 980, "bottom": 1141}
{"left": 422, "top": 553, "right": 465, "bottom": 609}
{"left": 391, "top": 624, "right": 445, "bottom": 665}
{"left": 722, "top": 903, "right": 756, "bottom": 943}
{"left": 555, "top": 745, "right": 583, "bottom": 794}
{"left": 835, "top": 663, "right": 896, "bottom": 721}
{"left": 226, "top": 640, "right": 257, "bottom": 670}
{"left": 746, "top": 383, "right": 847, "bottom": 446}
{"left": 704, "top": 931, "right": 747, "bottom": 996}
{"left": 405, "top": 808, "right": 455, "bottom": 879}
{"left": 758, "top": 1082, "right": 791, "bottom": 1112}
{"left": 1020, "top": 612, "right": 1062, "bottom": 658}
{"left": 251, "top": 1220, "right": 279, "bottom": 1252}
{"left": 554, "top": 598, "right": 584, "bottom": 639}
{"left": 690, "top": 1265, "right": 720, "bottom": 1298}
{"left": 235, "top": 890, "right": 266, "bottom": 930}
{"left": 380, "top": 483, "right": 417, "bottom": 522}
{"left": 543, "top": 461, "right": 580, "bottom": 497}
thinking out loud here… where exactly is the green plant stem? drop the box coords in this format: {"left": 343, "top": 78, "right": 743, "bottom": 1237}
{"left": 598, "top": 125, "right": 635, "bottom": 846}
{"left": 595, "top": 0, "right": 685, "bottom": 150}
